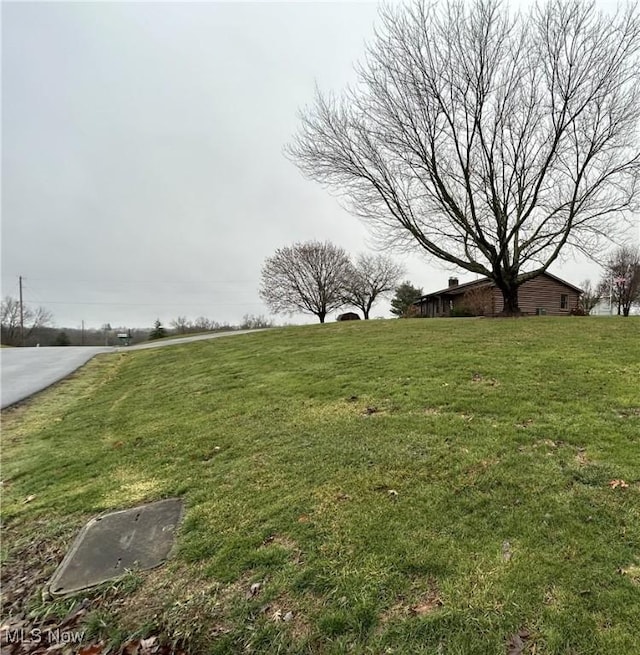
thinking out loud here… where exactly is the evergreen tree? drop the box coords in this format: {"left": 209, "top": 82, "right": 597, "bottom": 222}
{"left": 54, "top": 331, "right": 71, "bottom": 346}
{"left": 149, "top": 319, "right": 167, "bottom": 340}
{"left": 390, "top": 282, "right": 423, "bottom": 317}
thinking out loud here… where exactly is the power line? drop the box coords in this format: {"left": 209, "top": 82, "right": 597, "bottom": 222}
{"left": 35, "top": 300, "right": 261, "bottom": 307}
{"left": 19, "top": 276, "right": 254, "bottom": 286}
{"left": 17, "top": 282, "right": 258, "bottom": 304}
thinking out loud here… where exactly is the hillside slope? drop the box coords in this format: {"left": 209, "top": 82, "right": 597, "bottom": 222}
{"left": 2, "top": 318, "right": 639, "bottom": 654}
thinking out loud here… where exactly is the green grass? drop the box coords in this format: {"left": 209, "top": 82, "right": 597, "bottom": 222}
{"left": 2, "top": 317, "right": 639, "bottom": 654}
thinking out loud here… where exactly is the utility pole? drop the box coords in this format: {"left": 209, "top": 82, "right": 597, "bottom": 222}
{"left": 19, "top": 275, "right": 25, "bottom": 347}
{"left": 81, "top": 320, "right": 85, "bottom": 345}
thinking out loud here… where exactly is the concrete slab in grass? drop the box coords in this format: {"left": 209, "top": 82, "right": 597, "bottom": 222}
{"left": 49, "top": 498, "right": 184, "bottom": 596}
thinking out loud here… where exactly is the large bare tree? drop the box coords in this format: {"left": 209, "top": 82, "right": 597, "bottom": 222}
{"left": 288, "top": 0, "right": 640, "bottom": 314}
{"left": 343, "top": 253, "right": 405, "bottom": 319}
{"left": 260, "top": 241, "right": 352, "bottom": 323}
{"left": 598, "top": 244, "right": 640, "bottom": 316}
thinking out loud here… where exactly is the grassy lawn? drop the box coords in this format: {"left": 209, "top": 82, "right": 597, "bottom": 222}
{"left": 2, "top": 317, "right": 639, "bottom": 654}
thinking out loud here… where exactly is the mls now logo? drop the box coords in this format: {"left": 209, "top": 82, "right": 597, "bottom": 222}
{"left": 2, "top": 628, "right": 85, "bottom": 645}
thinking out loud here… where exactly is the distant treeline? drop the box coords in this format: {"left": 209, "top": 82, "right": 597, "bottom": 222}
{"left": 2, "top": 325, "right": 150, "bottom": 347}
{"left": 0, "top": 313, "right": 275, "bottom": 347}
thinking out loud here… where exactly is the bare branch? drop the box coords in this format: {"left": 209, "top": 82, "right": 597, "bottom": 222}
{"left": 598, "top": 244, "right": 640, "bottom": 315}
{"left": 287, "top": 0, "right": 640, "bottom": 314}
{"left": 342, "top": 253, "right": 405, "bottom": 318}
{"left": 1, "top": 296, "right": 53, "bottom": 345}
{"left": 259, "top": 241, "right": 352, "bottom": 323}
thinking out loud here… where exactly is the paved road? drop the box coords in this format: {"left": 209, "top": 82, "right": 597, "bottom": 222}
{"left": 124, "top": 328, "right": 265, "bottom": 351}
{"left": 1, "top": 329, "right": 268, "bottom": 409}
{"left": 1, "top": 346, "right": 111, "bottom": 409}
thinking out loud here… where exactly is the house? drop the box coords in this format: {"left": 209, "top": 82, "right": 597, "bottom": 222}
{"left": 590, "top": 299, "right": 614, "bottom": 316}
{"left": 414, "top": 272, "right": 582, "bottom": 317}
{"left": 591, "top": 298, "right": 640, "bottom": 316}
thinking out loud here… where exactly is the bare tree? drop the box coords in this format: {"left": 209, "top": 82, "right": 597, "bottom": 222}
{"left": 259, "top": 241, "right": 352, "bottom": 323}
{"left": 193, "top": 316, "right": 214, "bottom": 331}
{"left": 578, "top": 279, "right": 601, "bottom": 314}
{"left": 240, "top": 314, "right": 275, "bottom": 329}
{"left": 1, "top": 296, "right": 53, "bottom": 346}
{"left": 598, "top": 245, "right": 640, "bottom": 316}
{"left": 171, "top": 316, "right": 191, "bottom": 334}
{"left": 288, "top": 0, "right": 640, "bottom": 315}
{"left": 343, "top": 253, "right": 404, "bottom": 319}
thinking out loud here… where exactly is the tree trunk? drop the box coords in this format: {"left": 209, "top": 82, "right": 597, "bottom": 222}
{"left": 363, "top": 298, "right": 375, "bottom": 320}
{"left": 498, "top": 284, "right": 521, "bottom": 316}
{"left": 318, "top": 312, "right": 326, "bottom": 323}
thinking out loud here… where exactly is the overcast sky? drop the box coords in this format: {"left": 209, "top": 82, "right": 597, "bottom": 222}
{"left": 1, "top": 0, "right": 631, "bottom": 329}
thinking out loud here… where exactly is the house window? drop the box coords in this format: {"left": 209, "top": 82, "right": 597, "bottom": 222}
{"left": 560, "top": 294, "right": 568, "bottom": 310}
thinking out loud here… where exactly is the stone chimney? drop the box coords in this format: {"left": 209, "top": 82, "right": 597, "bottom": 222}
{"left": 448, "top": 277, "right": 459, "bottom": 287}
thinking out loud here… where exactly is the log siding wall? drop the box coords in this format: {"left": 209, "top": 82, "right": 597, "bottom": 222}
{"left": 491, "top": 276, "right": 579, "bottom": 316}
{"left": 415, "top": 274, "right": 580, "bottom": 317}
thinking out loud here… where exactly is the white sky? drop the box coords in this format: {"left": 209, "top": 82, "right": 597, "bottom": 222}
{"left": 1, "top": 0, "right": 633, "bottom": 329}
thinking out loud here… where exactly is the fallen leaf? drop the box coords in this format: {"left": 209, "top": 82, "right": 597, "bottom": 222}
{"left": 140, "top": 636, "right": 159, "bottom": 654}
{"left": 78, "top": 645, "right": 104, "bottom": 655}
{"left": 609, "top": 479, "right": 629, "bottom": 489}
{"left": 247, "top": 582, "right": 262, "bottom": 598}
{"left": 620, "top": 564, "right": 640, "bottom": 583}
{"left": 409, "top": 599, "right": 442, "bottom": 616}
{"left": 59, "top": 599, "right": 91, "bottom": 629}
{"left": 506, "top": 628, "right": 530, "bottom": 655}
{"left": 122, "top": 638, "right": 141, "bottom": 655}
{"left": 24, "top": 495, "right": 36, "bottom": 503}
{"left": 0, "top": 618, "right": 28, "bottom": 632}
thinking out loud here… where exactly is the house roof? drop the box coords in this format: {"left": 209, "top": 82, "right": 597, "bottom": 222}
{"left": 415, "top": 271, "right": 582, "bottom": 302}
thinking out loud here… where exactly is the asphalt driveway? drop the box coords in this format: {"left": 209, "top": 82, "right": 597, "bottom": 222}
{"left": 1, "top": 329, "right": 268, "bottom": 409}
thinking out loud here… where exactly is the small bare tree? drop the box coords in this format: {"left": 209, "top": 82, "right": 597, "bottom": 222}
{"left": 193, "top": 316, "right": 215, "bottom": 331}
{"left": 288, "top": 0, "right": 640, "bottom": 315}
{"left": 171, "top": 316, "right": 191, "bottom": 334}
{"left": 240, "top": 314, "right": 275, "bottom": 329}
{"left": 598, "top": 245, "right": 640, "bottom": 316}
{"left": 259, "top": 241, "right": 352, "bottom": 323}
{"left": 1, "top": 296, "right": 53, "bottom": 346}
{"left": 578, "top": 279, "right": 601, "bottom": 314}
{"left": 343, "top": 253, "right": 404, "bottom": 319}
